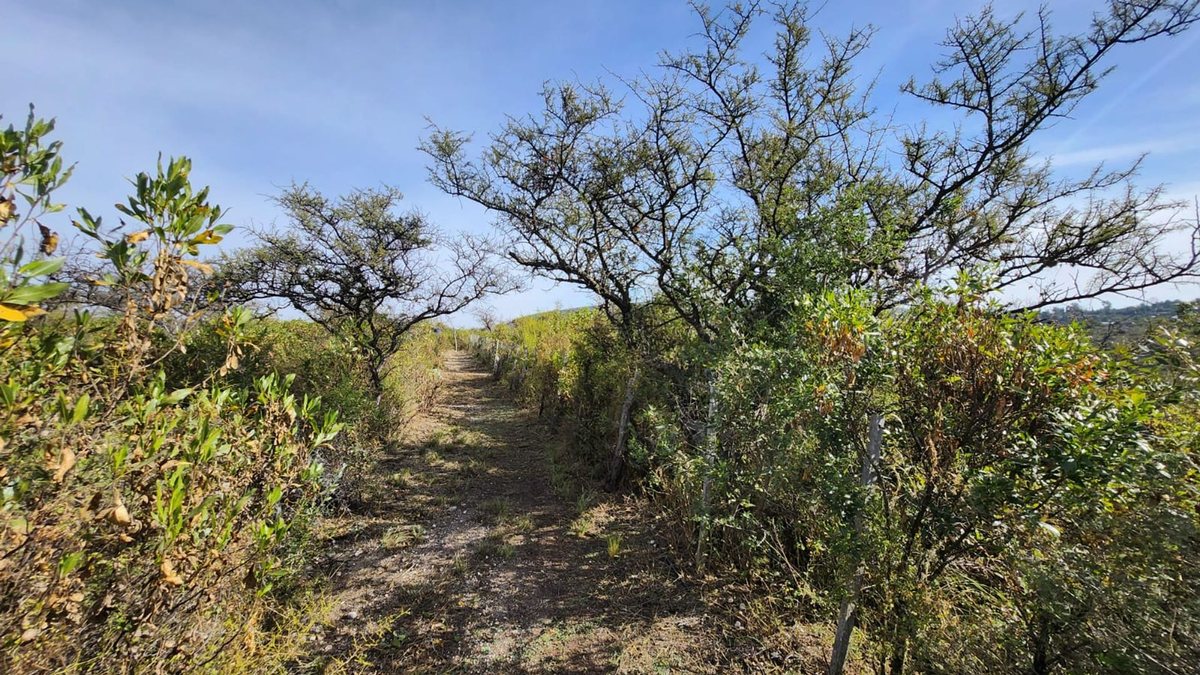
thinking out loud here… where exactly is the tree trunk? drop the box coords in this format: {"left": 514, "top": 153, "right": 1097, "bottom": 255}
{"left": 828, "top": 411, "right": 883, "bottom": 675}
{"left": 605, "top": 368, "right": 639, "bottom": 490}
{"left": 366, "top": 355, "right": 386, "bottom": 406}
{"left": 1031, "top": 614, "right": 1050, "bottom": 675}
{"left": 492, "top": 338, "right": 501, "bottom": 379}
{"left": 888, "top": 634, "right": 907, "bottom": 675}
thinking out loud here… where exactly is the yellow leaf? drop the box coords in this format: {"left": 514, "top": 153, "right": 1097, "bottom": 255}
{"left": 0, "top": 304, "right": 30, "bottom": 322}
{"left": 191, "top": 229, "right": 222, "bottom": 245}
{"left": 179, "top": 259, "right": 214, "bottom": 274}
{"left": 125, "top": 230, "right": 151, "bottom": 245}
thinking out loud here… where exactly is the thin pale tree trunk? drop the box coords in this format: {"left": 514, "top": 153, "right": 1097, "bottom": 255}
{"left": 605, "top": 368, "right": 639, "bottom": 490}
{"left": 828, "top": 411, "right": 883, "bottom": 675}
{"left": 492, "top": 337, "right": 501, "bottom": 378}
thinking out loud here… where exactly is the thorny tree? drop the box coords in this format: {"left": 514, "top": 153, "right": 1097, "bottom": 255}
{"left": 425, "top": 0, "right": 1200, "bottom": 332}
{"left": 425, "top": 1, "right": 1200, "bottom": 670}
{"left": 219, "top": 183, "right": 513, "bottom": 397}
{"left": 424, "top": 0, "right": 1200, "bottom": 493}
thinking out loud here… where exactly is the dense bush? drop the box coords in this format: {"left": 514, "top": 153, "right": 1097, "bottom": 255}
{"left": 438, "top": 2, "right": 1200, "bottom": 670}
{"left": 0, "top": 111, "right": 346, "bottom": 672}
{"left": 474, "top": 287, "right": 1200, "bottom": 671}
{"left": 469, "top": 307, "right": 688, "bottom": 475}
{"left": 164, "top": 317, "right": 447, "bottom": 510}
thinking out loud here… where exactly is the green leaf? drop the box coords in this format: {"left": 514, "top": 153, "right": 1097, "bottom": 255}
{"left": 58, "top": 551, "right": 86, "bottom": 576}
{"left": 71, "top": 393, "right": 90, "bottom": 424}
{"left": 3, "top": 282, "right": 68, "bottom": 305}
{"left": 163, "top": 388, "right": 193, "bottom": 405}
{"left": 18, "top": 257, "right": 64, "bottom": 277}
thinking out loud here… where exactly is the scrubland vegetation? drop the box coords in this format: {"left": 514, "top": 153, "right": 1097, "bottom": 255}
{"left": 0, "top": 116, "right": 453, "bottom": 671}
{"left": 4, "top": 0, "right": 1200, "bottom": 673}
{"left": 435, "top": 1, "right": 1200, "bottom": 671}
{"left": 473, "top": 294, "right": 1200, "bottom": 671}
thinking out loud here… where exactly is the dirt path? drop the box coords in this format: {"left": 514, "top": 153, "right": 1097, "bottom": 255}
{"left": 306, "top": 351, "right": 737, "bottom": 673}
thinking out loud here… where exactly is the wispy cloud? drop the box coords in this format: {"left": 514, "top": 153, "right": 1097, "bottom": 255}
{"left": 1047, "top": 133, "right": 1200, "bottom": 168}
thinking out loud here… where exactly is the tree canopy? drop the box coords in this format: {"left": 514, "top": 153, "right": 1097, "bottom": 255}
{"left": 219, "top": 183, "right": 514, "bottom": 392}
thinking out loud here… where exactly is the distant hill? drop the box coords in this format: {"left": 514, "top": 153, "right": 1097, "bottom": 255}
{"left": 1039, "top": 300, "right": 1188, "bottom": 348}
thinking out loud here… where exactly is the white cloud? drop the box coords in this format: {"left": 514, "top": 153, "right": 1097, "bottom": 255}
{"left": 1047, "top": 134, "right": 1200, "bottom": 168}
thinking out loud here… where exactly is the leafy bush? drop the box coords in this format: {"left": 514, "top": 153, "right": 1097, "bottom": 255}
{"left": 469, "top": 308, "right": 652, "bottom": 473}
{"left": 476, "top": 286, "right": 1200, "bottom": 671}
{"left": 0, "top": 110, "right": 342, "bottom": 672}
{"left": 163, "top": 307, "right": 448, "bottom": 513}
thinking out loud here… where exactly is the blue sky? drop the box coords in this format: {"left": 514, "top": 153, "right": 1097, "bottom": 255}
{"left": 8, "top": 0, "right": 1200, "bottom": 323}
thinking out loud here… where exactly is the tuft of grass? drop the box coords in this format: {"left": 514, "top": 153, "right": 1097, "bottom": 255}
{"left": 217, "top": 586, "right": 335, "bottom": 672}
{"left": 427, "top": 426, "right": 453, "bottom": 448}
{"left": 606, "top": 533, "right": 623, "bottom": 558}
{"left": 570, "top": 512, "right": 596, "bottom": 538}
{"left": 482, "top": 497, "right": 512, "bottom": 522}
{"left": 507, "top": 514, "right": 535, "bottom": 533}
{"left": 381, "top": 524, "right": 425, "bottom": 550}
{"left": 575, "top": 488, "right": 597, "bottom": 515}
{"left": 387, "top": 468, "right": 416, "bottom": 487}
{"left": 476, "top": 532, "right": 518, "bottom": 560}
{"left": 451, "top": 427, "right": 486, "bottom": 448}
{"left": 548, "top": 463, "right": 574, "bottom": 498}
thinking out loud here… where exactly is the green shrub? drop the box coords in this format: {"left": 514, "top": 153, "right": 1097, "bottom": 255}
{"left": 641, "top": 288, "right": 1200, "bottom": 671}
{"left": 0, "top": 112, "right": 341, "bottom": 672}
{"left": 479, "top": 286, "right": 1200, "bottom": 671}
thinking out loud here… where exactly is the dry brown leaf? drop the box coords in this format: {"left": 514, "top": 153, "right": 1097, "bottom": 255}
{"left": 161, "top": 559, "right": 184, "bottom": 586}
{"left": 179, "top": 259, "right": 214, "bottom": 274}
{"left": 51, "top": 447, "right": 76, "bottom": 483}
{"left": 38, "top": 224, "right": 59, "bottom": 255}
{"left": 110, "top": 491, "right": 131, "bottom": 526}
